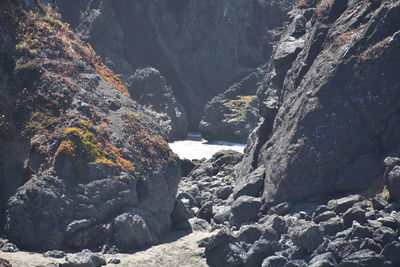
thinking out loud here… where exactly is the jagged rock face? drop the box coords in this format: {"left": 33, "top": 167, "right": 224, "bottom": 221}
{"left": 127, "top": 67, "right": 187, "bottom": 141}
{"left": 199, "top": 72, "right": 260, "bottom": 143}
{"left": 56, "top": 0, "right": 293, "bottom": 129}
{"left": 0, "top": 1, "right": 180, "bottom": 251}
{"left": 238, "top": 0, "right": 400, "bottom": 205}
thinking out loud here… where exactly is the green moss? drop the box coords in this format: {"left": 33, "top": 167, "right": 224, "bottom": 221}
{"left": 15, "top": 42, "right": 38, "bottom": 57}
{"left": 77, "top": 120, "right": 95, "bottom": 132}
{"left": 43, "top": 17, "right": 63, "bottom": 31}
{"left": 223, "top": 95, "right": 257, "bottom": 121}
{"left": 26, "top": 111, "right": 61, "bottom": 132}
{"left": 63, "top": 127, "right": 102, "bottom": 161}
{"left": 122, "top": 112, "right": 142, "bottom": 122}
{"left": 55, "top": 125, "right": 136, "bottom": 178}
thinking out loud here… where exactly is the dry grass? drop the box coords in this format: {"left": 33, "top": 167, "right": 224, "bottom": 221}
{"left": 17, "top": 7, "right": 130, "bottom": 97}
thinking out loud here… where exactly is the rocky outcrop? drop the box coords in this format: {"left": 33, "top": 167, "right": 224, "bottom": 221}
{"left": 238, "top": 0, "right": 400, "bottom": 205}
{"left": 56, "top": 0, "right": 294, "bottom": 129}
{"left": 203, "top": 0, "right": 400, "bottom": 266}
{"left": 205, "top": 193, "right": 400, "bottom": 267}
{"left": 127, "top": 67, "right": 187, "bottom": 141}
{"left": 199, "top": 72, "right": 260, "bottom": 143}
{"left": 0, "top": 1, "right": 180, "bottom": 252}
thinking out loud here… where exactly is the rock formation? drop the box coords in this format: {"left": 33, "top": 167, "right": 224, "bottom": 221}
{"left": 203, "top": 0, "right": 400, "bottom": 266}
{"left": 56, "top": 0, "right": 294, "bottom": 129}
{"left": 238, "top": 0, "right": 400, "bottom": 205}
{"left": 199, "top": 72, "right": 260, "bottom": 143}
{"left": 127, "top": 67, "right": 187, "bottom": 141}
{"left": 0, "top": 0, "right": 180, "bottom": 252}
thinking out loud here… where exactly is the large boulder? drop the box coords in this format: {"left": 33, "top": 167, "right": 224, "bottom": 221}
{"left": 60, "top": 250, "right": 106, "bottom": 267}
{"left": 199, "top": 72, "right": 260, "bottom": 143}
{"left": 127, "top": 67, "right": 187, "bottom": 140}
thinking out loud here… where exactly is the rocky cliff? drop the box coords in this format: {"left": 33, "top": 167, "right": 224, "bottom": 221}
{"left": 199, "top": 72, "right": 260, "bottom": 143}
{"left": 204, "top": 0, "right": 400, "bottom": 266}
{"left": 0, "top": 0, "right": 180, "bottom": 252}
{"left": 238, "top": 0, "right": 400, "bottom": 205}
{"left": 55, "top": 0, "right": 293, "bottom": 129}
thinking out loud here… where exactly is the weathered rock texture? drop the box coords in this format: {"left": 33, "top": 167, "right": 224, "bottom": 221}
{"left": 56, "top": 0, "right": 293, "bottom": 129}
{"left": 238, "top": 0, "right": 400, "bottom": 205}
{"left": 205, "top": 193, "right": 400, "bottom": 267}
{"left": 203, "top": 0, "right": 400, "bottom": 266}
{"left": 199, "top": 72, "right": 260, "bottom": 143}
{"left": 0, "top": 0, "right": 180, "bottom": 252}
{"left": 127, "top": 67, "right": 187, "bottom": 141}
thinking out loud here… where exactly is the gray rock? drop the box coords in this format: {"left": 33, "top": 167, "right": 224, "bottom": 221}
{"left": 229, "top": 196, "right": 262, "bottom": 227}
{"left": 0, "top": 243, "right": 18, "bottom": 253}
{"left": 205, "top": 230, "right": 246, "bottom": 267}
{"left": 216, "top": 186, "right": 233, "bottom": 200}
{"left": 171, "top": 198, "right": 190, "bottom": 226}
{"left": 260, "top": 215, "right": 288, "bottom": 235}
{"left": 101, "top": 245, "right": 119, "bottom": 255}
{"left": 313, "top": 211, "right": 337, "bottom": 224}
{"left": 381, "top": 241, "right": 400, "bottom": 264}
{"left": 66, "top": 219, "right": 95, "bottom": 235}
{"left": 43, "top": 250, "right": 66, "bottom": 258}
{"left": 213, "top": 206, "right": 232, "bottom": 224}
{"left": 235, "top": 225, "right": 262, "bottom": 244}
{"left": 378, "top": 216, "right": 397, "bottom": 229}
{"left": 292, "top": 223, "right": 323, "bottom": 252}
{"left": 200, "top": 72, "right": 260, "bottom": 143}
{"left": 387, "top": 166, "right": 400, "bottom": 200}
{"left": 360, "top": 238, "right": 382, "bottom": 254}
{"left": 339, "top": 249, "right": 384, "bottom": 267}
{"left": 262, "top": 255, "right": 288, "bottom": 267}
{"left": 373, "top": 227, "right": 397, "bottom": 246}
{"left": 107, "top": 258, "right": 121, "bottom": 264}
{"left": 59, "top": 0, "right": 293, "bottom": 128}
{"left": 189, "top": 218, "right": 211, "bottom": 231}
{"left": 261, "top": 227, "right": 280, "bottom": 242}
{"left": 0, "top": 258, "right": 11, "bottom": 267}
{"left": 197, "top": 236, "right": 212, "bottom": 248}
{"left": 309, "top": 252, "right": 337, "bottom": 267}
{"left": 284, "top": 260, "right": 307, "bottom": 267}
{"left": 371, "top": 195, "right": 388, "bottom": 210}
{"left": 127, "top": 67, "right": 187, "bottom": 140}
{"left": 347, "top": 222, "right": 373, "bottom": 239}
{"left": 233, "top": 166, "right": 265, "bottom": 199}
{"left": 197, "top": 201, "right": 213, "bottom": 222}
{"left": 343, "top": 206, "right": 367, "bottom": 228}
{"left": 268, "top": 202, "right": 292, "bottom": 216}
{"left": 113, "top": 212, "right": 156, "bottom": 250}
{"left": 314, "top": 205, "right": 331, "bottom": 217}
{"left": 61, "top": 250, "right": 106, "bottom": 267}
{"left": 244, "top": 239, "right": 279, "bottom": 267}
{"left": 327, "top": 238, "right": 358, "bottom": 260}
{"left": 328, "top": 195, "right": 363, "bottom": 214}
